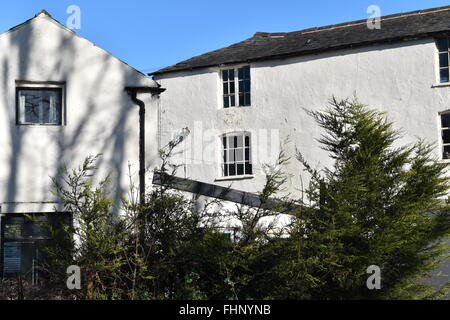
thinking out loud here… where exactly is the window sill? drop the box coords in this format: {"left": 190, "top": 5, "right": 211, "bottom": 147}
{"left": 215, "top": 175, "right": 255, "bottom": 182}
{"left": 432, "top": 82, "right": 450, "bottom": 88}
{"left": 222, "top": 105, "right": 252, "bottom": 110}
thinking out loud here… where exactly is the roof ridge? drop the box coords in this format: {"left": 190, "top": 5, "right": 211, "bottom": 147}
{"left": 254, "top": 5, "right": 450, "bottom": 37}
{"left": 35, "top": 9, "right": 52, "bottom": 18}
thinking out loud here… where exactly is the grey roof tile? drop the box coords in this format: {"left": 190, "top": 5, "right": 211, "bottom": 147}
{"left": 151, "top": 5, "right": 450, "bottom": 76}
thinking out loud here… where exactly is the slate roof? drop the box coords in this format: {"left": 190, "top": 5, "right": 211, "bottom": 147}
{"left": 150, "top": 5, "right": 450, "bottom": 76}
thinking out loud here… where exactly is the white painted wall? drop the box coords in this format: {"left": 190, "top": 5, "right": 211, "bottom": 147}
{"left": 0, "top": 13, "right": 160, "bottom": 214}
{"left": 154, "top": 38, "right": 450, "bottom": 199}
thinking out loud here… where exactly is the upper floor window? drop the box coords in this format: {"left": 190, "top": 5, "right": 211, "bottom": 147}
{"left": 16, "top": 86, "right": 63, "bottom": 125}
{"left": 438, "top": 38, "right": 450, "bottom": 83}
{"left": 441, "top": 113, "right": 450, "bottom": 159}
{"left": 222, "top": 66, "right": 251, "bottom": 108}
{"left": 221, "top": 132, "right": 252, "bottom": 177}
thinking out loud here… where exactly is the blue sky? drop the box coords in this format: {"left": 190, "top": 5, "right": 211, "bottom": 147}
{"left": 0, "top": 0, "right": 449, "bottom": 74}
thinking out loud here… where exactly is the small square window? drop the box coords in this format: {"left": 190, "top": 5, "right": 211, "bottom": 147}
{"left": 17, "top": 87, "right": 63, "bottom": 125}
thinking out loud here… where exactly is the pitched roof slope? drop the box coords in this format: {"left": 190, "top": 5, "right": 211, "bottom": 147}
{"left": 151, "top": 5, "right": 450, "bottom": 76}
{"left": 1, "top": 10, "right": 156, "bottom": 81}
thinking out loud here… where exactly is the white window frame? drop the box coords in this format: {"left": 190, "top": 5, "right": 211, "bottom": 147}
{"left": 16, "top": 81, "right": 65, "bottom": 126}
{"left": 439, "top": 111, "right": 450, "bottom": 161}
{"left": 219, "top": 65, "right": 251, "bottom": 109}
{"left": 217, "top": 132, "right": 253, "bottom": 180}
{"left": 437, "top": 38, "right": 450, "bottom": 84}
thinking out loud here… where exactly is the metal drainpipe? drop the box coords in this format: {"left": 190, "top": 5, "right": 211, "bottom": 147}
{"left": 128, "top": 90, "right": 146, "bottom": 206}
{"left": 126, "top": 86, "right": 165, "bottom": 206}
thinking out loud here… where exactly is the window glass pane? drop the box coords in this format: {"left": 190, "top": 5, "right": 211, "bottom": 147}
{"left": 244, "top": 80, "right": 250, "bottom": 92}
{"left": 237, "top": 163, "right": 244, "bottom": 175}
{"left": 235, "top": 149, "right": 243, "bottom": 161}
{"left": 243, "top": 66, "right": 250, "bottom": 79}
{"left": 245, "top": 163, "right": 253, "bottom": 175}
{"left": 440, "top": 53, "right": 449, "bottom": 68}
{"left": 245, "top": 136, "right": 250, "bottom": 147}
{"left": 239, "top": 81, "right": 244, "bottom": 92}
{"left": 238, "top": 67, "right": 244, "bottom": 79}
{"left": 42, "top": 91, "right": 61, "bottom": 124}
{"left": 222, "top": 70, "right": 228, "bottom": 81}
{"left": 238, "top": 66, "right": 250, "bottom": 80}
{"left": 245, "top": 148, "right": 250, "bottom": 161}
{"left": 236, "top": 135, "right": 243, "bottom": 148}
{"left": 228, "top": 164, "right": 236, "bottom": 176}
{"left": 233, "top": 136, "right": 238, "bottom": 148}
{"left": 443, "top": 129, "right": 450, "bottom": 144}
{"left": 18, "top": 88, "right": 62, "bottom": 125}
{"left": 223, "top": 165, "right": 229, "bottom": 177}
{"left": 230, "top": 95, "right": 235, "bottom": 107}
{"left": 224, "top": 96, "right": 229, "bottom": 108}
{"left": 239, "top": 94, "right": 244, "bottom": 106}
{"left": 229, "top": 69, "right": 234, "bottom": 80}
{"left": 230, "top": 81, "right": 235, "bottom": 94}
{"left": 440, "top": 68, "right": 450, "bottom": 83}
{"left": 438, "top": 38, "right": 448, "bottom": 52}
{"left": 227, "top": 150, "right": 235, "bottom": 162}
{"left": 245, "top": 93, "right": 251, "bottom": 106}
{"left": 223, "top": 136, "right": 227, "bottom": 148}
{"left": 444, "top": 145, "right": 450, "bottom": 159}
{"left": 227, "top": 136, "right": 234, "bottom": 148}
{"left": 441, "top": 114, "right": 450, "bottom": 128}
{"left": 223, "top": 83, "right": 229, "bottom": 95}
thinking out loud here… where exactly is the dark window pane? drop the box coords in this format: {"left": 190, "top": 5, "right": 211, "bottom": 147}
{"left": 440, "top": 53, "right": 449, "bottom": 68}
{"left": 245, "top": 93, "right": 251, "bottom": 106}
{"left": 438, "top": 38, "right": 448, "bottom": 52}
{"left": 245, "top": 148, "right": 250, "bottom": 160}
{"left": 234, "top": 136, "right": 238, "bottom": 148}
{"left": 230, "top": 95, "right": 235, "bottom": 107}
{"left": 224, "top": 96, "right": 229, "bottom": 108}
{"left": 245, "top": 136, "right": 250, "bottom": 147}
{"left": 238, "top": 67, "right": 244, "bottom": 79}
{"left": 223, "top": 83, "right": 228, "bottom": 95}
{"left": 238, "top": 66, "right": 250, "bottom": 79}
{"left": 229, "top": 69, "right": 234, "bottom": 80}
{"left": 237, "top": 164, "right": 244, "bottom": 175}
{"left": 239, "top": 81, "right": 244, "bottom": 93}
{"left": 245, "top": 163, "right": 253, "bottom": 175}
{"left": 243, "top": 66, "right": 250, "bottom": 79}
{"left": 223, "top": 136, "right": 227, "bottom": 148}
{"left": 244, "top": 80, "right": 250, "bottom": 92}
{"left": 230, "top": 81, "right": 235, "bottom": 94}
{"left": 443, "top": 130, "right": 450, "bottom": 144}
{"left": 229, "top": 164, "right": 236, "bottom": 176}
{"left": 222, "top": 70, "right": 228, "bottom": 81}
{"left": 442, "top": 114, "right": 450, "bottom": 128}
{"left": 223, "top": 165, "right": 229, "bottom": 177}
{"left": 239, "top": 94, "right": 244, "bottom": 106}
{"left": 444, "top": 145, "right": 450, "bottom": 159}
{"left": 441, "top": 68, "right": 450, "bottom": 83}
{"left": 223, "top": 150, "right": 227, "bottom": 163}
